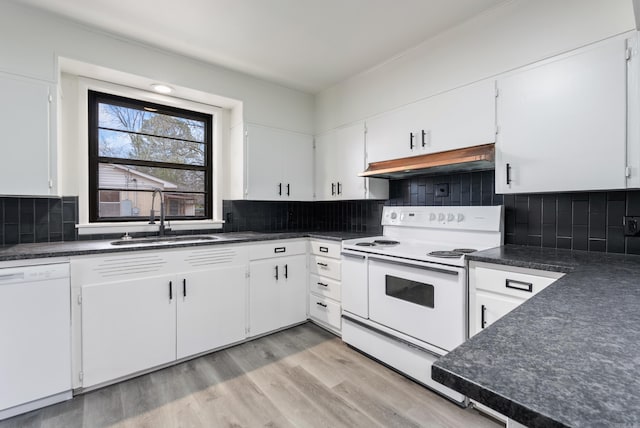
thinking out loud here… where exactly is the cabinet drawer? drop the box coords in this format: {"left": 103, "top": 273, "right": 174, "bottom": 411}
{"left": 309, "top": 295, "right": 341, "bottom": 330}
{"left": 309, "top": 273, "right": 341, "bottom": 301}
{"left": 475, "top": 266, "right": 561, "bottom": 299}
{"left": 249, "top": 240, "right": 306, "bottom": 260}
{"left": 309, "top": 255, "right": 341, "bottom": 280}
{"left": 310, "top": 240, "right": 341, "bottom": 259}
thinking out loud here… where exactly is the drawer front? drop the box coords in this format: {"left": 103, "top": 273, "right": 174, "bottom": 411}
{"left": 248, "top": 240, "right": 306, "bottom": 260}
{"left": 309, "top": 255, "right": 341, "bottom": 280}
{"left": 310, "top": 240, "right": 341, "bottom": 259}
{"left": 309, "top": 273, "right": 341, "bottom": 301}
{"left": 475, "top": 266, "right": 559, "bottom": 299}
{"left": 309, "top": 295, "right": 341, "bottom": 330}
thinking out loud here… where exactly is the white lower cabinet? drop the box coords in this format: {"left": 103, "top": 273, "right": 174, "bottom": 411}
{"left": 248, "top": 240, "right": 307, "bottom": 337}
{"left": 176, "top": 266, "right": 247, "bottom": 359}
{"left": 474, "top": 292, "right": 522, "bottom": 332}
{"left": 309, "top": 294, "right": 341, "bottom": 329}
{"left": 308, "top": 240, "right": 342, "bottom": 333}
{"left": 468, "top": 261, "right": 564, "bottom": 422}
{"left": 81, "top": 273, "right": 177, "bottom": 388}
{"left": 73, "top": 245, "right": 249, "bottom": 389}
{"left": 469, "top": 261, "right": 564, "bottom": 337}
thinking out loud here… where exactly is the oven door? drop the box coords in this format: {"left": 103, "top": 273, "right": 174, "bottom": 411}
{"left": 368, "top": 256, "right": 465, "bottom": 352}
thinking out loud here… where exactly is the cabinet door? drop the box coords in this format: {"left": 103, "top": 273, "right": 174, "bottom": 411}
{"left": 249, "top": 259, "right": 282, "bottom": 337}
{"left": 278, "top": 255, "right": 307, "bottom": 327}
{"left": 415, "top": 80, "right": 496, "bottom": 154}
{"left": 314, "top": 131, "right": 339, "bottom": 200}
{"left": 81, "top": 274, "right": 176, "bottom": 388}
{"left": 471, "top": 292, "right": 523, "bottom": 337}
{"left": 0, "top": 72, "right": 52, "bottom": 195}
{"left": 495, "top": 37, "right": 627, "bottom": 193}
{"left": 246, "top": 123, "right": 313, "bottom": 201}
{"left": 336, "top": 123, "right": 367, "bottom": 200}
{"left": 176, "top": 265, "right": 247, "bottom": 359}
{"left": 282, "top": 132, "right": 314, "bottom": 200}
{"left": 366, "top": 104, "right": 417, "bottom": 163}
{"left": 245, "top": 124, "right": 283, "bottom": 200}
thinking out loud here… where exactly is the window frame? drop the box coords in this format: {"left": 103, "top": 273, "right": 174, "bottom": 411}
{"left": 88, "top": 90, "right": 213, "bottom": 223}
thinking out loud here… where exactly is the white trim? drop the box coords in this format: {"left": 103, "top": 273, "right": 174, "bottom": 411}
{"left": 76, "top": 77, "right": 224, "bottom": 229}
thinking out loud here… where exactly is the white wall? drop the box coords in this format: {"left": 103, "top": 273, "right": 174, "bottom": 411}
{"left": 0, "top": 1, "right": 314, "bottom": 133}
{"left": 315, "top": 0, "right": 635, "bottom": 132}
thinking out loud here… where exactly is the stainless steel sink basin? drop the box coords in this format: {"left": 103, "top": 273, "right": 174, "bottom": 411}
{"left": 111, "top": 235, "right": 219, "bottom": 246}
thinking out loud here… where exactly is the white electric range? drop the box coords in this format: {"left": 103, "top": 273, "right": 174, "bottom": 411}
{"left": 341, "top": 205, "right": 503, "bottom": 404}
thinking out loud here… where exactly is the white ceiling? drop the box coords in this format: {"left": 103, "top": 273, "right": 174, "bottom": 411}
{"left": 15, "top": 0, "right": 508, "bottom": 93}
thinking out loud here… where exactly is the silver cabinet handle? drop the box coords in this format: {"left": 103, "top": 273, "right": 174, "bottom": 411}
{"left": 505, "top": 278, "right": 533, "bottom": 293}
{"left": 481, "top": 304, "right": 487, "bottom": 328}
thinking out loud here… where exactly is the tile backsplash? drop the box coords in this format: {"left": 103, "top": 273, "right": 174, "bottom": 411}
{"left": 4, "top": 173, "right": 640, "bottom": 256}
{"left": 386, "top": 170, "right": 640, "bottom": 255}
{"left": 222, "top": 199, "right": 386, "bottom": 235}
{"left": 0, "top": 196, "right": 78, "bottom": 245}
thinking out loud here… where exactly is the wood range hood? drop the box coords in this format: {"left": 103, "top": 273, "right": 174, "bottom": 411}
{"left": 359, "top": 143, "right": 495, "bottom": 179}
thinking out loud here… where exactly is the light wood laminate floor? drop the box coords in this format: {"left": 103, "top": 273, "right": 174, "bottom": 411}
{"left": 1, "top": 323, "right": 502, "bottom": 428}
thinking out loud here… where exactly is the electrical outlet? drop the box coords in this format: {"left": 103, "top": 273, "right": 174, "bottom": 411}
{"left": 623, "top": 216, "right": 640, "bottom": 236}
{"left": 435, "top": 183, "right": 449, "bottom": 198}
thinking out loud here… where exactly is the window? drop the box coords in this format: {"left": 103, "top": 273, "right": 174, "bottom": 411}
{"left": 88, "top": 91, "right": 213, "bottom": 222}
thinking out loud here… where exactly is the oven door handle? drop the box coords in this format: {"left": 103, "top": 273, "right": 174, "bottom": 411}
{"left": 341, "top": 252, "right": 366, "bottom": 259}
{"left": 368, "top": 255, "right": 459, "bottom": 276}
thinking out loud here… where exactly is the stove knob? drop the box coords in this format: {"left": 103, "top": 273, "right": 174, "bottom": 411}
{"left": 390, "top": 212, "right": 398, "bottom": 220}
{"left": 457, "top": 213, "right": 465, "bottom": 222}
{"left": 447, "top": 213, "right": 455, "bottom": 222}
{"left": 438, "top": 213, "right": 445, "bottom": 222}
{"left": 429, "top": 213, "right": 436, "bottom": 221}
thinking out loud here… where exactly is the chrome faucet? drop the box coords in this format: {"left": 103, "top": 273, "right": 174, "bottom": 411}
{"left": 149, "top": 188, "right": 171, "bottom": 236}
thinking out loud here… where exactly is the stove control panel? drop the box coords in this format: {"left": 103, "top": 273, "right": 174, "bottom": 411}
{"left": 382, "top": 206, "right": 502, "bottom": 231}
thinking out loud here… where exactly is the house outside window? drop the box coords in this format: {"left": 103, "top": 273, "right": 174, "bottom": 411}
{"left": 88, "top": 91, "right": 213, "bottom": 222}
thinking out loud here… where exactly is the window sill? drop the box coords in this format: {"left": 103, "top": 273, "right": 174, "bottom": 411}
{"left": 77, "top": 220, "right": 224, "bottom": 235}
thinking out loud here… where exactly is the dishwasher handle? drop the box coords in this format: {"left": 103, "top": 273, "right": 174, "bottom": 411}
{"left": 0, "top": 263, "right": 69, "bottom": 285}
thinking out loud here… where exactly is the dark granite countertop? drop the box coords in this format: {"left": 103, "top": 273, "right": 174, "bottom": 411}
{"left": 0, "top": 231, "right": 374, "bottom": 262}
{"left": 432, "top": 244, "right": 640, "bottom": 427}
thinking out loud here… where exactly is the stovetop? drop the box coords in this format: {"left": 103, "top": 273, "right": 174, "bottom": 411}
{"left": 341, "top": 206, "right": 503, "bottom": 267}
{"left": 342, "top": 235, "right": 487, "bottom": 267}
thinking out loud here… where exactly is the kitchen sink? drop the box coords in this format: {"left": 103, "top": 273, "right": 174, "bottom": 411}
{"left": 110, "top": 235, "right": 219, "bottom": 246}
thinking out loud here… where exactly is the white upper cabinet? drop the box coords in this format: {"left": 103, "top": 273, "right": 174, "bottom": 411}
{"left": 366, "top": 79, "right": 496, "bottom": 163}
{"left": 245, "top": 123, "right": 313, "bottom": 201}
{"left": 0, "top": 72, "right": 54, "bottom": 196}
{"left": 495, "top": 36, "right": 628, "bottom": 194}
{"left": 315, "top": 123, "right": 388, "bottom": 200}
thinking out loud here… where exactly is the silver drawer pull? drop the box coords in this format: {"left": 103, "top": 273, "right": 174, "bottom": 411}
{"left": 505, "top": 279, "right": 533, "bottom": 293}
{"left": 317, "top": 282, "right": 328, "bottom": 287}
{"left": 316, "top": 302, "right": 328, "bottom": 308}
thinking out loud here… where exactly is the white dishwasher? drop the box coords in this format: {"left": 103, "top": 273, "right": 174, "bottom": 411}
{"left": 0, "top": 263, "right": 72, "bottom": 420}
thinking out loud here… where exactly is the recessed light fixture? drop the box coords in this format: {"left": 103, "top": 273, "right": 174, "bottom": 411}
{"left": 143, "top": 107, "right": 158, "bottom": 112}
{"left": 151, "top": 83, "right": 173, "bottom": 94}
